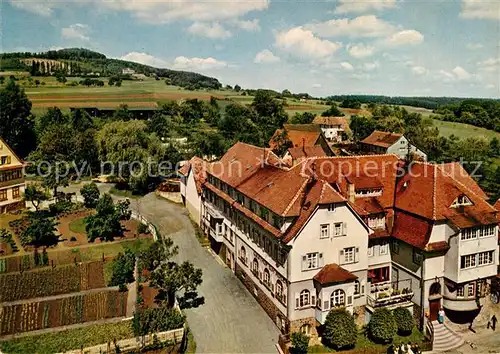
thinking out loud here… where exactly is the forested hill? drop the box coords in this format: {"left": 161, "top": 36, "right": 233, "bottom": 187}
{"left": 326, "top": 95, "right": 500, "bottom": 110}
{"left": 0, "top": 48, "right": 222, "bottom": 90}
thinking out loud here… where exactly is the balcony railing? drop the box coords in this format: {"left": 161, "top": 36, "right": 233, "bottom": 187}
{"left": 367, "top": 279, "right": 414, "bottom": 308}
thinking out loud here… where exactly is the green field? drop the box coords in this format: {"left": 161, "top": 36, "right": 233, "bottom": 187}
{"left": 431, "top": 119, "right": 500, "bottom": 140}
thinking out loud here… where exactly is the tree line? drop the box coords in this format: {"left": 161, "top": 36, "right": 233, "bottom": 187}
{"left": 434, "top": 99, "right": 500, "bottom": 132}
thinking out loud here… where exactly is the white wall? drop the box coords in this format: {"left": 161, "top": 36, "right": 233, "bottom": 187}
{"left": 185, "top": 169, "right": 201, "bottom": 225}
{"left": 428, "top": 222, "right": 455, "bottom": 244}
{"left": 368, "top": 240, "right": 391, "bottom": 268}
{"left": 0, "top": 183, "right": 25, "bottom": 208}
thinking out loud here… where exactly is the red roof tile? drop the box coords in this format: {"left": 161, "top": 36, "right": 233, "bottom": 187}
{"left": 361, "top": 131, "right": 403, "bottom": 148}
{"left": 313, "top": 264, "right": 358, "bottom": 285}
{"left": 269, "top": 124, "right": 322, "bottom": 150}
{"left": 287, "top": 146, "right": 327, "bottom": 160}
{"left": 369, "top": 229, "right": 391, "bottom": 239}
{"left": 440, "top": 162, "right": 488, "bottom": 200}
{"left": 425, "top": 241, "right": 450, "bottom": 252}
{"left": 179, "top": 157, "right": 207, "bottom": 194}
{"left": 355, "top": 198, "right": 385, "bottom": 215}
{"left": 392, "top": 211, "right": 433, "bottom": 249}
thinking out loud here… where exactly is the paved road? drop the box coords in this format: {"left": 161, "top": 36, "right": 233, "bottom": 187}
{"left": 64, "top": 184, "right": 280, "bottom": 353}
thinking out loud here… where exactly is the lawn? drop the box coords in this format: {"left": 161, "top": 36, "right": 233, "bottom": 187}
{"left": 308, "top": 328, "right": 427, "bottom": 353}
{"left": 431, "top": 118, "right": 500, "bottom": 140}
{"left": 69, "top": 217, "right": 86, "bottom": 234}
{"left": 0, "top": 320, "right": 133, "bottom": 354}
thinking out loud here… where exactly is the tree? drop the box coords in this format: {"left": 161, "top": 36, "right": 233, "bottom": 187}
{"left": 132, "top": 306, "right": 186, "bottom": 336}
{"left": 0, "top": 80, "right": 36, "bottom": 157}
{"left": 109, "top": 249, "right": 136, "bottom": 286}
{"left": 22, "top": 213, "right": 59, "bottom": 248}
{"left": 290, "top": 332, "right": 309, "bottom": 354}
{"left": 368, "top": 308, "right": 397, "bottom": 343}
{"left": 321, "top": 103, "right": 345, "bottom": 117}
{"left": 323, "top": 308, "right": 357, "bottom": 350}
{"left": 350, "top": 115, "right": 376, "bottom": 141}
{"left": 37, "top": 107, "right": 68, "bottom": 135}
{"left": 55, "top": 69, "right": 67, "bottom": 83}
{"left": 393, "top": 307, "right": 414, "bottom": 335}
{"left": 80, "top": 182, "right": 100, "bottom": 208}
{"left": 251, "top": 90, "right": 288, "bottom": 139}
{"left": 269, "top": 129, "right": 292, "bottom": 156}
{"left": 490, "top": 137, "right": 500, "bottom": 157}
{"left": 340, "top": 99, "right": 361, "bottom": 109}
{"left": 139, "top": 239, "right": 178, "bottom": 273}
{"left": 23, "top": 184, "right": 49, "bottom": 211}
{"left": 113, "top": 105, "right": 132, "bottom": 121}
{"left": 234, "top": 84, "right": 241, "bottom": 92}
{"left": 84, "top": 194, "right": 131, "bottom": 242}
{"left": 290, "top": 112, "right": 316, "bottom": 124}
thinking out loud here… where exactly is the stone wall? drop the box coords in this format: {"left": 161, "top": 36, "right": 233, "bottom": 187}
{"left": 353, "top": 305, "right": 366, "bottom": 327}
{"left": 0, "top": 200, "right": 24, "bottom": 213}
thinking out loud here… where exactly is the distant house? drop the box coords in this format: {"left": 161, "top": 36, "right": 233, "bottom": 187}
{"left": 361, "top": 130, "right": 427, "bottom": 161}
{"left": 312, "top": 116, "right": 351, "bottom": 143}
{"left": 179, "top": 157, "right": 207, "bottom": 225}
{"left": 269, "top": 124, "right": 334, "bottom": 156}
{"left": 0, "top": 137, "right": 26, "bottom": 213}
{"left": 122, "top": 68, "right": 135, "bottom": 75}
{"left": 283, "top": 146, "right": 328, "bottom": 166}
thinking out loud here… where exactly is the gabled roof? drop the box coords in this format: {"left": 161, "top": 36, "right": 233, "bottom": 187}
{"left": 361, "top": 131, "right": 403, "bottom": 148}
{"left": 440, "top": 162, "right": 488, "bottom": 200}
{"left": 392, "top": 211, "right": 433, "bottom": 249}
{"left": 313, "top": 264, "right": 358, "bottom": 286}
{"left": 287, "top": 146, "right": 327, "bottom": 160}
{"left": 312, "top": 116, "right": 351, "bottom": 134}
{"left": 0, "top": 136, "right": 24, "bottom": 168}
{"left": 269, "top": 124, "right": 322, "bottom": 150}
{"left": 495, "top": 199, "right": 500, "bottom": 211}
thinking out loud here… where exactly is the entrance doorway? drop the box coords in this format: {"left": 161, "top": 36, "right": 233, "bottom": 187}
{"left": 429, "top": 281, "right": 442, "bottom": 321}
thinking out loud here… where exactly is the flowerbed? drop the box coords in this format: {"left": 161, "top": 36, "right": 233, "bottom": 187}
{"left": 0, "top": 290, "right": 128, "bottom": 335}
{"left": 0, "top": 261, "right": 106, "bottom": 302}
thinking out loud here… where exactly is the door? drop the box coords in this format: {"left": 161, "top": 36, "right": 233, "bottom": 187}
{"left": 429, "top": 299, "right": 440, "bottom": 321}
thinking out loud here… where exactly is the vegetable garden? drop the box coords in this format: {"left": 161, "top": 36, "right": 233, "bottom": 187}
{"left": 0, "top": 261, "right": 105, "bottom": 302}
{"left": 0, "top": 290, "right": 127, "bottom": 335}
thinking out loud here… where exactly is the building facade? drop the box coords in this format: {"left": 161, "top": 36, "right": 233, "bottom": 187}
{"left": 183, "top": 142, "right": 497, "bottom": 338}
{"left": 312, "top": 116, "right": 351, "bottom": 143}
{"left": 0, "top": 137, "right": 26, "bottom": 213}
{"left": 361, "top": 130, "right": 427, "bottom": 161}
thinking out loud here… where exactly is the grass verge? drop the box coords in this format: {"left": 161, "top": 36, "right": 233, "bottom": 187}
{"left": 109, "top": 186, "right": 139, "bottom": 199}
{"left": 68, "top": 217, "right": 86, "bottom": 234}
{"left": 188, "top": 217, "right": 210, "bottom": 247}
{"left": 0, "top": 321, "right": 133, "bottom": 354}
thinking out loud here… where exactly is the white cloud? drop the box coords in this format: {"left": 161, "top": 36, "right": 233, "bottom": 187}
{"left": 347, "top": 43, "right": 375, "bottom": 58}
{"left": 254, "top": 49, "right": 280, "bottom": 64}
{"left": 120, "top": 52, "right": 169, "bottom": 68}
{"left": 275, "top": 26, "right": 342, "bottom": 60}
{"left": 437, "top": 69, "right": 456, "bottom": 82}
{"left": 477, "top": 57, "right": 500, "bottom": 72}
{"left": 340, "top": 62, "right": 354, "bottom": 71}
{"left": 187, "top": 22, "right": 232, "bottom": 39}
{"left": 333, "top": 0, "right": 398, "bottom": 14}
{"left": 307, "top": 15, "right": 396, "bottom": 38}
{"left": 312, "top": 83, "right": 322, "bottom": 88}
{"left": 452, "top": 66, "right": 471, "bottom": 80}
{"left": 460, "top": 0, "right": 500, "bottom": 20}
{"left": 411, "top": 66, "right": 427, "bottom": 75}
{"left": 172, "top": 56, "right": 228, "bottom": 70}
{"left": 385, "top": 30, "right": 424, "bottom": 46}
{"left": 363, "top": 61, "right": 380, "bottom": 71}
{"left": 9, "top": 0, "right": 269, "bottom": 23}
{"left": 61, "top": 23, "right": 90, "bottom": 41}
{"left": 231, "top": 19, "right": 260, "bottom": 32}
{"left": 466, "top": 43, "right": 484, "bottom": 50}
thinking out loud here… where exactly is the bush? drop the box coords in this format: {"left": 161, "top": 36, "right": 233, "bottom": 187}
{"left": 109, "top": 250, "right": 136, "bottom": 286}
{"left": 49, "top": 200, "right": 73, "bottom": 215}
{"left": 290, "top": 331, "right": 309, "bottom": 354}
{"left": 393, "top": 307, "right": 414, "bottom": 335}
{"left": 369, "top": 308, "right": 397, "bottom": 343}
{"left": 323, "top": 308, "right": 357, "bottom": 350}
{"left": 118, "top": 283, "right": 128, "bottom": 292}
{"left": 132, "top": 307, "right": 186, "bottom": 336}
{"left": 80, "top": 182, "right": 100, "bottom": 209}
{"left": 137, "top": 223, "right": 149, "bottom": 235}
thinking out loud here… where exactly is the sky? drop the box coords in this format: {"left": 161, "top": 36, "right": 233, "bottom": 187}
{"left": 2, "top": 0, "right": 500, "bottom": 98}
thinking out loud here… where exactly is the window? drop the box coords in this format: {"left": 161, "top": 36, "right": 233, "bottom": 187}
{"left": 379, "top": 242, "right": 388, "bottom": 255}
{"left": 252, "top": 258, "right": 259, "bottom": 275}
{"left": 328, "top": 204, "right": 336, "bottom": 212}
{"left": 333, "top": 222, "right": 344, "bottom": 237}
{"left": 460, "top": 254, "right": 476, "bottom": 269}
{"left": 461, "top": 225, "right": 495, "bottom": 240}
{"left": 276, "top": 280, "right": 285, "bottom": 303}
{"left": 263, "top": 268, "right": 270, "bottom": 287}
{"left": 320, "top": 224, "right": 330, "bottom": 239}
{"left": 467, "top": 283, "right": 475, "bottom": 297}
{"left": 299, "top": 289, "right": 310, "bottom": 308}
{"left": 391, "top": 240, "right": 400, "bottom": 254}
{"left": 330, "top": 290, "right": 345, "bottom": 308}
{"left": 303, "top": 253, "right": 319, "bottom": 270}
{"left": 300, "top": 324, "right": 312, "bottom": 336}
{"left": 240, "top": 246, "right": 247, "bottom": 264}
{"left": 0, "top": 189, "right": 7, "bottom": 201}
{"left": 343, "top": 247, "right": 355, "bottom": 264}
{"left": 478, "top": 251, "right": 494, "bottom": 266}
{"left": 368, "top": 246, "right": 374, "bottom": 257}
{"left": 354, "top": 280, "right": 361, "bottom": 296}
{"left": 456, "top": 286, "right": 464, "bottom": 298}
{"left": 413, "top": 249, "right": 423, "bottom": 265}
{"left": 0, "top": 156, "right": 6, "bottom": 165}
{"left": 451, "top": 195, "right": 472, "bottom": 208}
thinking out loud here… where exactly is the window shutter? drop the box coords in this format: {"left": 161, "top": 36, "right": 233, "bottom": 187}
{"left": 295, "top": 294, "right": 300, "bottom": 309}
{"left": 311, "top": 295, "right": 316, "bottom": 307}
{"left": 259, "top": 271, "right": 262, "bottom": 280}
{"left": 323, "top": 300, "right": 330, "bottom": 310}
{"left": 361, "top": 285, "right": 365, "bottom": 294}
{"left": 343, "top": 222, "right": 347, "bottom": 235}
{"left": 302, "top": 255, "right": 307, "bottom": 271}
{"left": 347, "top": 296, "right": 353, "bottom": 305}
{"left": 319, "top": 253, "right": 324, "bottom": 267}
{"left": 340, "top": 250, "right": 344, "bottom": 264}
{"left": 355, "top": 247, "right": 359, "bottom": 262}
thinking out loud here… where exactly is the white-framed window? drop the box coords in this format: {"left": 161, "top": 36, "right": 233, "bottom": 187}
{"left": 240, "top": 246, "right": 247, "bottom": 264}
{"left": 391, "top": 240, "right": 400, "bottom": 254}
{"left": 467, "top": 283, "right": 475, "bottom": 297}
{"left": 300, "top": 324, "right": 312, "bottom": 336}
{"left": 252, "top": 258, "right": 259, "bottom": 273}
{"left": 333, "top": 222, "right": 344, "bottom": 237}
{"left": 460, "top": 254, "right": 476, "bottom": 269}
{"left": 354, "top": 280, "right": 361, "bottom": 295}
{"left": 368, "top": 246, "right": 374, "bottom": 257}
{"left": 303, "top": 253, "right": 319, "bottom": 270}
{"left": 452, "top": 195, "right": 472, "bottom": 208}
{"left": 263, "top": 268, "right": 270, "bottom": 286}
{"left": 320, "top": 224, "right": 330, "bottom": 239}
{"left": 379, "top": 242, "right": 388, "bottom": 255}
{"left": 461, "top": 225, "right": 496, "bottom": 241}
{"left": 328, "top": 204, "right": 336, "bottom": 212}
{"left": 343, "top": 247, "right": 355, "bottom": 264}
{"left": 478, "top": 251, "right": 494, "bottom": 266}
{"left": 299, "top": 289, "right": 310, "bottom": 307}
{"left": 330, "top": 289, "right": 345, "bottom": 308}
{"left": 413, "top": 249, "right": 423, "bottom": 265}
{"left": 456, "top": 286, "right": 464, "bottom": 298}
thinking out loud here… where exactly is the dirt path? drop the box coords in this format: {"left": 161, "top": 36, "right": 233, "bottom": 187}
{"left": 1, "top": 285, "right": 120, "bottom": 307}
{"left": 126, "top": 262, "right": 138, "bottom": 317}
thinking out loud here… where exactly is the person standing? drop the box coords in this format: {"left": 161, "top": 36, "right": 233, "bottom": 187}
{"left": 438, "top": 307, "right": 445, "bottom": 324}
{"left": 492, "top": 315, "right": 497, "bottom": 331}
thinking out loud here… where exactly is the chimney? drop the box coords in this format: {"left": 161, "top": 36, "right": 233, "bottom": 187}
{"left": 347, "top": 182, "right": 356, "bottom": 203}
{"left": 302, "top": 138, "right": 305, "bottom": 153}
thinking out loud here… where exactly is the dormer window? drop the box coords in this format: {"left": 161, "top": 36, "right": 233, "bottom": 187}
{"left": 451, "top": 195, "right": 472, "bottom": 208}
{"left": 355, "top": 189, "right": 383, "bottom": 198}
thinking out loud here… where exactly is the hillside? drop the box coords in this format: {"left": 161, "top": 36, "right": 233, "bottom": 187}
{"left": 0, "top": 48, "right": 222, "bottom": 90}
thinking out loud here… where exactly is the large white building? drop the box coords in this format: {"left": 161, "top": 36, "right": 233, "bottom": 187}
{"left": 0, "top": 137, "right": 26, "bottom": 213}
{"left": 181, "top": 142, "right": 498, "bottom": 338}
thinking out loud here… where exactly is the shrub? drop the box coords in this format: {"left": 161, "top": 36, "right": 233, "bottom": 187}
{"left": 393, "top": 307, "right": 414, "bottom": 335}
{"left": 109, "top": 250, "right": 136, "bottom": 286}
{"left": 49, "top": 200, "right": 73, "bottom": 215}
{"left": 369, "top": 308, "right": 397, "bottom": 343}
{"left": 118, "top": 283, "right": 128, "bottom": 292}
{"left": 137, "top": 223, "right": 149, "bottom": 235}
{"left": 290, "top": 331, "right": 309, "bottom": 354}
{"left": 323, "top": 308, "right": 357, "bottom": 350}
{"left": 80, "top": 183, "right": 100, "bottom": 209}
{"left": 132, "top": 307, "right": 186, "bottom": 336}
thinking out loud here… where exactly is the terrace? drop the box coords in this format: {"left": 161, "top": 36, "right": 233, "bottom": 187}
{"left": 367, "top": 279, "right": 414, "bottom": 309}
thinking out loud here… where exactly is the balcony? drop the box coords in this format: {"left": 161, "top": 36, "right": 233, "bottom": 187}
{"left": 367, "top": 279, "right": 414, "bottom": 309}
{"left": 443, "top": 296, "right": 486, "bottom": 312}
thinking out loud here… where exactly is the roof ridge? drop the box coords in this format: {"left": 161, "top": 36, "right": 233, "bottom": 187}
{"left": 432, "top": 164, "right": 438, "bottom": 220}
{"left": 282, "top": 177, "right": 310, "bottom": 216}
{"left": 302, "top": 153, "right": 400, "bottom": 161}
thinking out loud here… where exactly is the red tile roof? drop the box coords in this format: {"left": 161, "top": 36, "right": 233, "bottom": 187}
{"left": 313, "top": 264, "right": 358, "bottom": 285}
{"left": 179, "top": 157, "right": 207, "bottom": 194}
{"left": 392, "top": 211, "right": 434, "bottom": 249}
{"left": 369, "top": 229, "right": 391, "bottom": 239}
{"left": 361, "top": 131, "right": 403, "bottom": 148}
{"left": 287, "top": 146, "right": 327, "bottom": 160}
{"left": 312, "top": 116, "right": 351, "bottom": 134}
{"left": 425, "top": 241, "right": 450, "bottom": 252}
{"left": 355, "top": 198, "right": 385, "bottom": 215}
{"left": 440, "top": 162, "right": 488, "bottom": 200}
{"left": 494, "top": 199, "right": 500, "bottom": 211}
{"left": 269, "top": 124, "right": 322, "bottom": 150}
